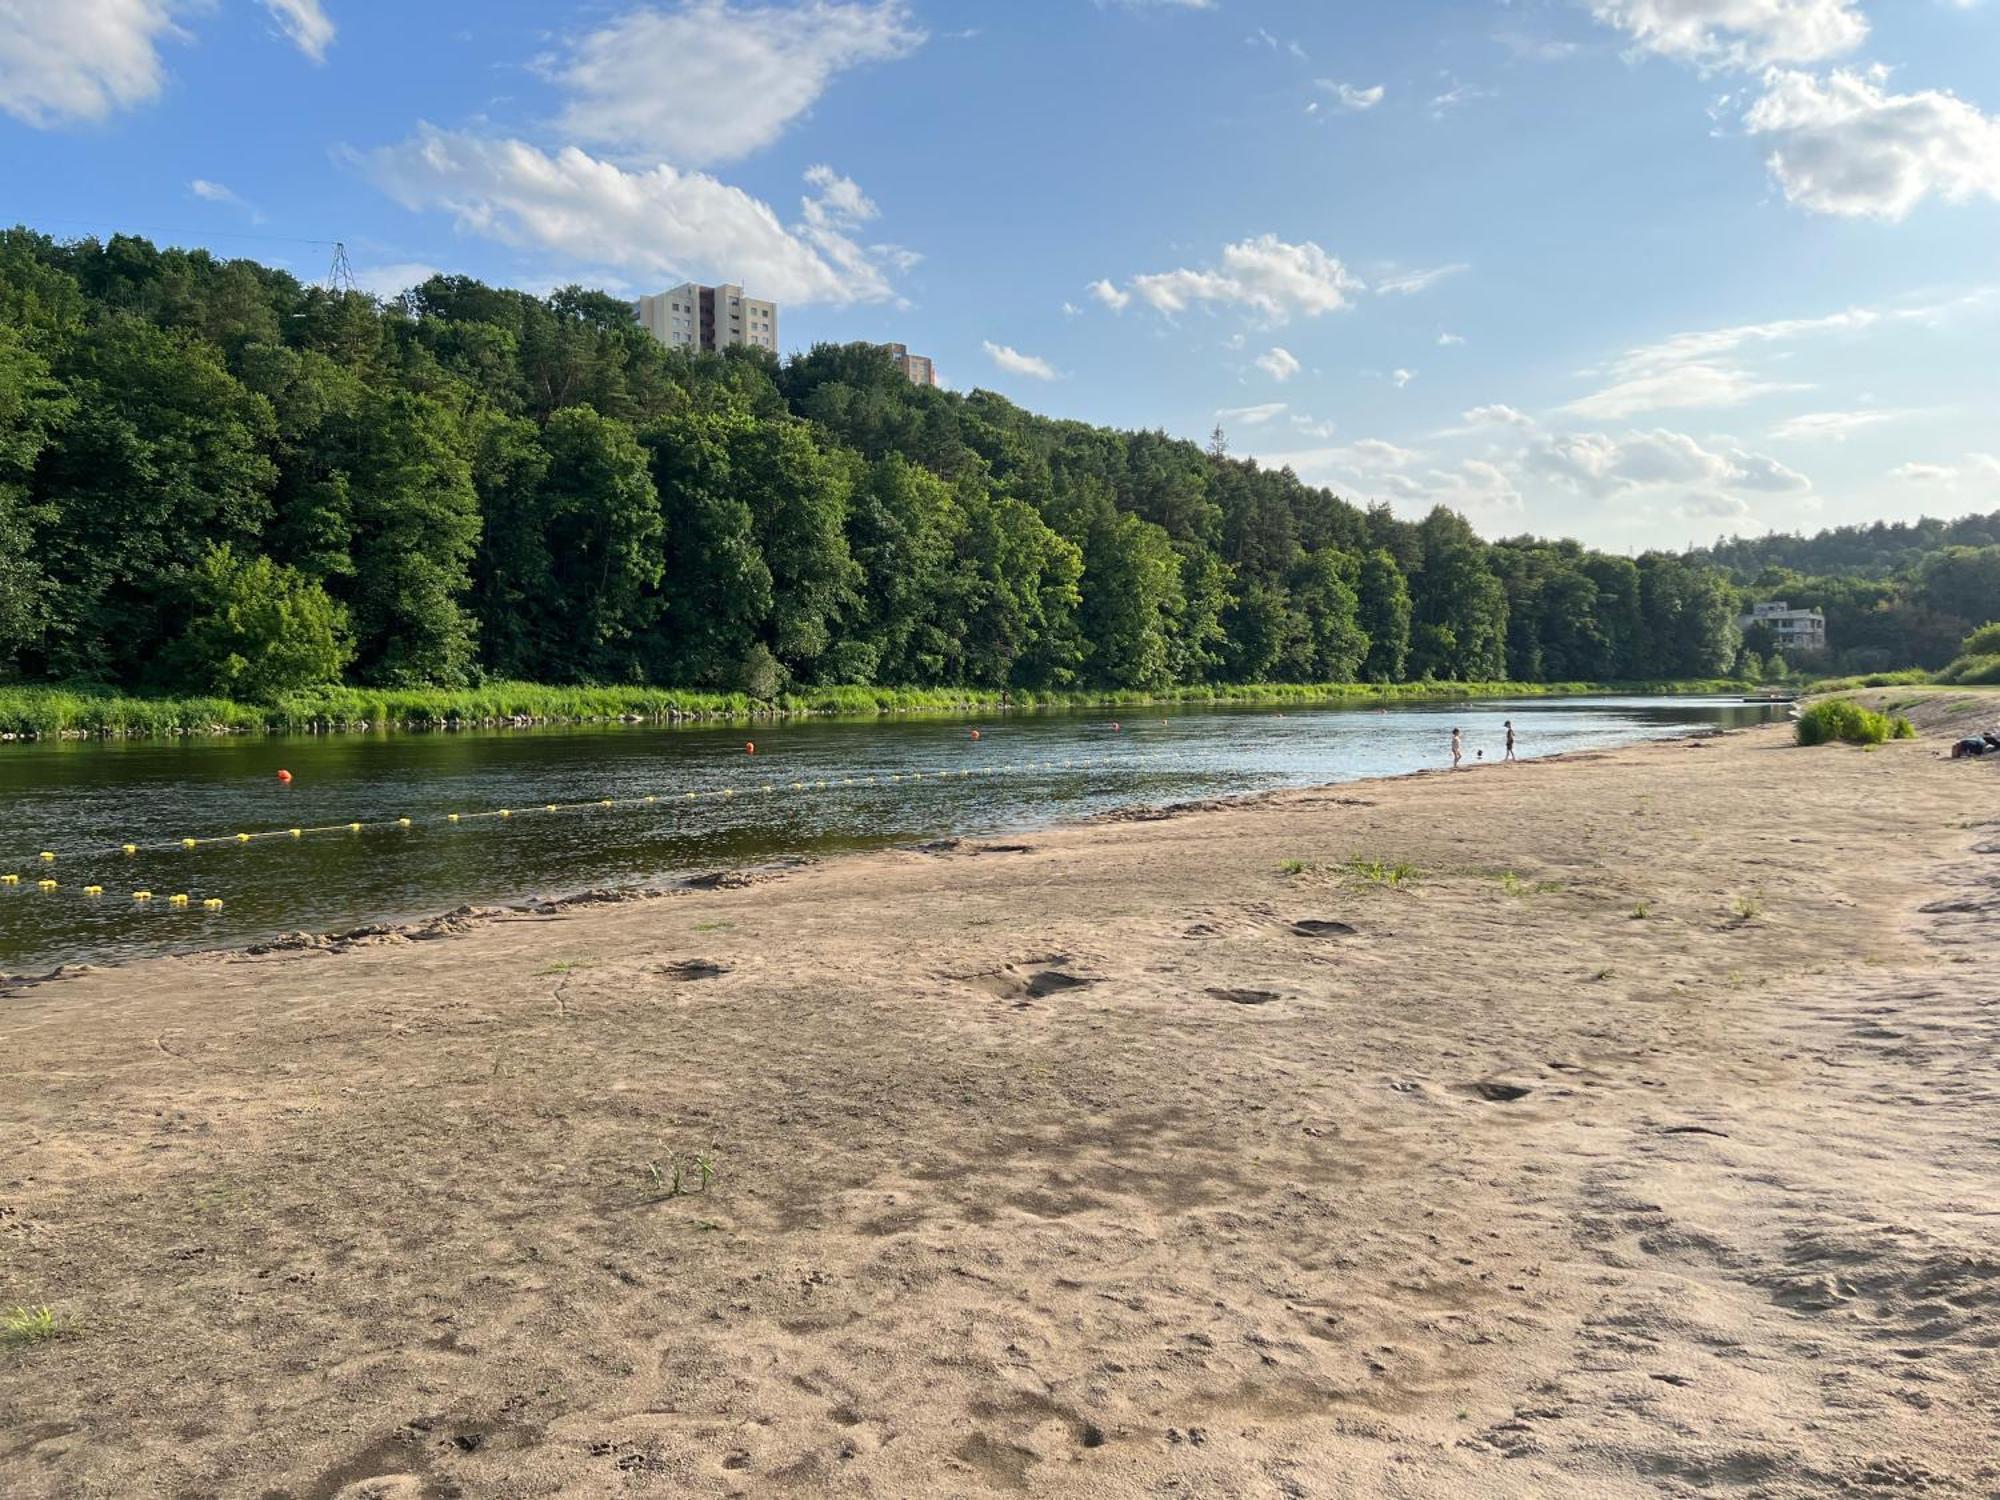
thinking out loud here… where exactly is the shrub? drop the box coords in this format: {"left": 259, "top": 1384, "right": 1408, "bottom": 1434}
{"left": 1936, "top": 653, "right": 2000, "bottom": 686}
{"left": 159, "top": 545, "right": 353, "bottom": 701}
{"left": 1961, "top": 622, "right": 2000, "bottom": 657}
{"left": 1795, "top": 698, "right": 1909, "bottom": 746}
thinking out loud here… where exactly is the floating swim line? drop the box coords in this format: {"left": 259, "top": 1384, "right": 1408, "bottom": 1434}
{"left": 1, "top": 750, "right": 1152, "bottom": 875}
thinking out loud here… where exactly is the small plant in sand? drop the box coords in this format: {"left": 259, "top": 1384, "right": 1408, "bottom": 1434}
{"left": 1348, "top": 856, "right": 1419, "bottom": 888}
{"left": 536, "top": 959, "right": 588, "bottom": 976}
{"left": 691, "top": 920, "right": 734, "bottom": 934}
{"left": 644, "top": 1156, "right": 717, "bottom": 1201}
{"left": 1731, "top": 891, "right": 1765, "bottom": 923}
{"left": 3, "top": 1305, "right": 67, "bottom": 1348}
{"left": 1498, "top": 872, "right": 1564, "bottom": 899}
{"left": 1630, "top": 901, "right": 1651, "bottom": 920}
{"left": 1592, "top": 967, "right": 1616, "bottom": 982}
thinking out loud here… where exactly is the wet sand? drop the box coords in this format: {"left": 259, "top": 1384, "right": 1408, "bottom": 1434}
{"left": 3, "top": 701, "right": 1997, "bottom": 1498}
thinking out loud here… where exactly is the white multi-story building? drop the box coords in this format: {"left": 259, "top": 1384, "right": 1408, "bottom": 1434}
{"left": 634, "top": 282, "right": 778, "bottom": 354}
{"left": 1740, "top": 601, "right": 1828, "bottom": 655}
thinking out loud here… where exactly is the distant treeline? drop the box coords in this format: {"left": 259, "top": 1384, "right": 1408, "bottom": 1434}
{"left": 0, "top": 227, "right": 1936, "bottom": 702}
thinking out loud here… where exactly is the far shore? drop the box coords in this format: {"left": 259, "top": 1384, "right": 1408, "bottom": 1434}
{"left": 0, "top": 676, "right": 1770, "bottom": 743}
{"left": 2, "top": 690, "right": 1994, "bottom": 1498}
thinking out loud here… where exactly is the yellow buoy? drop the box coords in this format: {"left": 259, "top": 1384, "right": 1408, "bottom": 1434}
{"left": 547, "top": 803, "right": 560, "bottom": 813}
{"left": 38, "top": 879, "right": 58, "bottom": 891}
{"left": 499, "top": 809, "right": 512, "bottom": 818}
{"left": 236, "top": 833, "right": 251, "bottom": 843}
{"left": 40, "top": 851, "right": 55, "bottom": 862}
{"left": 397, "top": 817, "right": 412, "bottom": 828}
{"left": 289, "top": 828, "right": 302, "bottom": 838}
{"left": 183, "top": 838, "right": 198, "bottom": 848}
{"left": 600, "top": 799, "right": 614, "bottom": 807}
{"left": 203, "top": 898, "right": 223, "bottom": 910}
{"left": 133, "top": 890, "right": 153, "bottom": 901}
{"left": 169, "top": 893, "right": 189, "bottom": 906}
{"left": 644, "top": 795, "right": 657, "bottom": 803}
{"left": 447, "top": 813, "right": 460, "bottom": 823}
{"left": 0, "top": 874, "right": 15, "bottom": 885}
{"left": 123, "top": 844, "right": 138, "bottom": 855}
{"left": 84, "top": 885, "right": 103, "bottom": 896}
{"left": 349, "top": 822, "right": 362, "bottom": 832}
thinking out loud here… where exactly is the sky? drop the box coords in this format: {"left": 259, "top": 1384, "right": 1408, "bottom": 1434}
{"left": 3, "top": 0, "right": 1998, "bottom": 551}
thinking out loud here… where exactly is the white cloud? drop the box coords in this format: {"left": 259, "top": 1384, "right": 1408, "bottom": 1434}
{"left": 1087, "top": 278, "right": 1132, "bottom": 312}
{"left": 1528, "top": 428, "right": 1809, "bottom": 497}
{"left": 0, "top": 0, "right": 185, "bottom": 127}
{"left": 554, "top": 0, "right": 923, "bottom": 166}
{"left": 1461, "top": 403, "right": 1536, "bottom": 429}
{"left": 1437, "top": 331, "right": 1466, "bottom": 346}
{"left": 1100, "top": 235, "right": 1362, "bottom": 323}
{"left": 190, "top": 178, "right": 241, "bottom": 204}
{"left": 1566, "top": 362, "right": 1809, "bottom": 418}
{"left": 1217, "top": 401, "right": 1288, "bottom": 426}
{"left": 1429, "top": 76, "right": 1492, "bottom": 117}
{"left": 1254, "top": 346, "right": 1301, "bottom": 382}
{"left": 1746, "top": 67, "right": 2000, "bottom": 220}
{"left": 1767, "top": 407, "right": 1912, "bottom": 441}
{"left": 361, "top": 126, "right": 904, "bottom": 305}
{"left": 1562, "top": 305, "right": 1887, "bottom": 418}
{"left": 983, "top": 341, "right": 1059, "bottom": 380}
{"left": 1061, "top": 300, "right": 1083, "bottom": 316}
{"left": 260, "top": 0, "right": 334, "bottom": 61}
{"left": 1391, "top": 368, "right": 1416, "bottom": 388}
{"left": 1374, "top": 263, "right": 1469, "bottom": 296}
{"left": 1892, "top": 452, "right": 2000, "bottom": 485}
{"left": 1588, "top": 0, "right": 1867, "bottom": 69}
{"left": 1317, "top": 80, "right": 1384, "bottom": 111}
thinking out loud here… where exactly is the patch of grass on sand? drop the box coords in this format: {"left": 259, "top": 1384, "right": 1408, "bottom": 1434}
{"left": 691, "top": 921, "right": 734, "bottom": 933}
{"left": 3, "top": 1305, "right": 67, "bottom": 1348}
{"left": 1278, "top": 859, "right": 1323, "bottom": 877}
{"left": 1630, "top": 901, "right": 1652, "bottom": 920}
{"left": 535, "top": 960, "right": 590, "bottom": 976}
{"left": 1349, "top": 857, "right": 1419, "bottom": 888}
{"left": 1498, "top": 872, "right": 1565, "bottom": 898}
{"left": 1731, "top": 891, "right": 1766, "bottom": 923}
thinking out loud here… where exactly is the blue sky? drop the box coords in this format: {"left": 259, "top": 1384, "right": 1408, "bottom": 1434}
{"left": 4, "top": 0, "right": 1998, "bottom": 550}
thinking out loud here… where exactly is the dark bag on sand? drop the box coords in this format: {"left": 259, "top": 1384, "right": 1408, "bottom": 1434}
{"left": 1953, "top": 738, "right": 1990, "bottom": 759}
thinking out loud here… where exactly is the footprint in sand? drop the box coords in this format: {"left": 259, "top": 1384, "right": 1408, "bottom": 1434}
{"left": 972, "top": 965, "right": 1095, "bottom": 1003}
{"left": 1207, "top": 988, "right": 1283, "bottom": 1007}
{"left": 1290, "top": 919, "right": 1358, "bottom": 939}
{"left": 654, "top": 960, "right": 729, "bottom": 981}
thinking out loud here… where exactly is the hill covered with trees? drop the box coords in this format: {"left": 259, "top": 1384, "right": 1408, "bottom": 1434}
{"left": 1, "top": 229, "right": 1981, "bottom": 701}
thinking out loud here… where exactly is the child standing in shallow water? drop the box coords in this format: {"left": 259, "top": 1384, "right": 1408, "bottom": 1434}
{"left": 1505, "top": 719, "right": 1518, "bottom": 762}
{"left": 1450, "top": 727, "right": 1463, "bottom": 770}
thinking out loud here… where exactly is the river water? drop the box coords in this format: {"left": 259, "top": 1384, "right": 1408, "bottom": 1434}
{"left": 0, "top": 696, "right": 1782, "bottom": 974}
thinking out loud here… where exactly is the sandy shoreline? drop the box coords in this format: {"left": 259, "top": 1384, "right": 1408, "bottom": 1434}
{"left": 3, "top": 708, "right": 1996, "bottom": 1498}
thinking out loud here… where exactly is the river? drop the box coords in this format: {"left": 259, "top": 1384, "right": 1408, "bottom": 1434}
{"left": 0, "top": 696, "right": 1784, "bottom": 974}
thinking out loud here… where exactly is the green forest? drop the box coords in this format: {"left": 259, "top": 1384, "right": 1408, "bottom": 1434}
{"left": 1, "top": 229, "right": 1992, "bottom": 705}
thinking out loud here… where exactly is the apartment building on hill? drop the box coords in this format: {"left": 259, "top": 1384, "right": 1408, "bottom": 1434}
{"left": 634, "top": 282, "right": 777, "bottom": 354}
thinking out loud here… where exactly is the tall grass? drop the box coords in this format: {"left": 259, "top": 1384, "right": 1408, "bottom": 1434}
{"left": 0, "top": 676, "right": 1758, "bottom": 741}
{"left": 1795, "top": 698, "right": 1916, "bottom": 746}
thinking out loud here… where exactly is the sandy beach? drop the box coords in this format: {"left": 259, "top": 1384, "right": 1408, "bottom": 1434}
{"left": 3, "top": 698, "right": 1997, "bottom": 1499}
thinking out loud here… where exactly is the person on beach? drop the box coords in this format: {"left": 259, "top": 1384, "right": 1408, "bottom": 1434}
{"left": 1451, "top": 727, "right": 1463, "bottom": 771}
{"left": 1504, "top": 719, "right": 1518, "bottom": 763}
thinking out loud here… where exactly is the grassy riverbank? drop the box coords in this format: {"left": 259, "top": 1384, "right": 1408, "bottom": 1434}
{"left": 0, "top": 678, "right": 1760, "bottom": 739}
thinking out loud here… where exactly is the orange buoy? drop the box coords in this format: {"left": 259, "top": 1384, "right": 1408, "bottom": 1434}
{"left": 276, "top": 769, "right": 293, "bottom": 784}
{"left": 745, "top": 741, "right": 756, "bottom": 755}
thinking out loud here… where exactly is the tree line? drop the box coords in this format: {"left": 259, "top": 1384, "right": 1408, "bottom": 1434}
{"left": 0, "top": 229, "right": 1872, "bottom": 702}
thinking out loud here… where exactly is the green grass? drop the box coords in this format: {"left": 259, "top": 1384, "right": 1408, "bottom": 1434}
{"left": 1630, "top": 901, "right": 1651, "bottom": 920}
{"left": 1731, "top": 892, "right": 1765, "bottom": 923}
{"left": 2, "top": 1305, "right": 66, "bottom": 1348}
{"left": 1348, "top": 856, "right": 1419, "bottom": 888}
{"left": 1278, "top": 858, "right": 1317, "bottom": 876}
{"left": 1795, "top": 698, "right": 1915, "bottom": 747}
{"left": 1498, "top": 871, "right": 1564, "bottom": 898}
{"left": 0, "top": 677, "right": 1759, "bottom": 741}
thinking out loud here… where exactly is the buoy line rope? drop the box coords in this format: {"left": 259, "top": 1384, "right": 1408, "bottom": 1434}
{"left": 1, "top": 749, "right": 1157, "bottom": 909}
